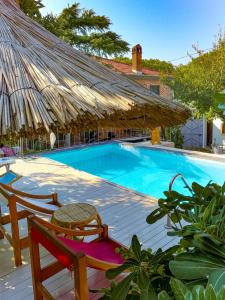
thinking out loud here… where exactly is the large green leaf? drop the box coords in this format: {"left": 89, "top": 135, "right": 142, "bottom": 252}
{"left": 158, "top": 291, "right": 172, "bottom": 300}
{"left": 170, "top": 277, "right": 189, "bottom": 299}
{"left": 137, "top": 269, "right": 149, "bottom": 290}
{"left": 208, "top": 268, "right": 225, "bottom": 294}
{"left": 174, "top": 253, "right": 222, "bottom": 265}
{"left": 192, "top": 285, "right": 205, "bottom": 300}
{"left": 131, "top": 235, "right": 142, "bottom": 261}
{"left": 192, "top": 237, "right": 225, "bottom": 260}
{"left": 140, "top": 284, "right": 158, "bottom": 300}
{"left": 184, "top": 291, "right": 192, "bottom": 300}
{"left": 146, "top": 208, "right": 167, "bottom": 224}
{"left": 169, "top": 254, "right": 223, "bottom": 280}
{"left": 110, "top": 273, "right": 134, "bottom": 300}
{"left": 218, "top": 286, "right": 225, "bottom": 300}
{"left": 191, "top": 182, "right": 204, "bottom": 197}
{"left": 185, "top": 278, "right": 207, "bottom": 289}
{"left": 205, "top": 284, "right": 217, "bottom": 300}
{"left": 106, "top": 260, "right": 137, "bottom": 279}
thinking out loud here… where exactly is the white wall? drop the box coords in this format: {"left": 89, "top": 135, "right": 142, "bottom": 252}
{"left": 212, "top": 118, "right": 225, "bottom": 145}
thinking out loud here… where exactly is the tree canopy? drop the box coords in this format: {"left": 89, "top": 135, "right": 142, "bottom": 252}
{"left": 165, "top": 36, "right": 225, "bottom": 119}
{"left": 114, "top": 57, "right": 175, "bottom": 73}
{"left": 18, "top": 0, "right": 43, "bottom": 18}
{"left": 19, "top": 1, "right": 129, "bottom": 57}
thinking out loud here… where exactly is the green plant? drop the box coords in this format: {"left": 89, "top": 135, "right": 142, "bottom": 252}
{"left": 98, "top": 235, "right": 178, "bottom": 299}
{"left": 164, "top": 127, "right": 184, "bottom": 148}
{"left": 159, "top": 278, "right": 225, "bottom": 300}
{"left": 100, "top": 182, "right": 225, "bottom": 299}
{"left": 146, "top": 182, "right": 225, "bottom": 234}
{"left": 147, "top": 182, "right": 225, "bottom": 285}
{"left": 163, "top": 32, "right": 225, "bottom": 118}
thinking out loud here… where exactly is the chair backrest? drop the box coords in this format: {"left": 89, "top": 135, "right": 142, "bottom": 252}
{"left": 0, "top": 182, "right": 14, "bottom": 204}
{"left": 0, "top": 183, "right": 59, "bottom": 214}
{"left": 28, "top": 215, "right": 83, "bottom": 269}
{"left": 0, "top": 171, "right": 21, "bottom": 185}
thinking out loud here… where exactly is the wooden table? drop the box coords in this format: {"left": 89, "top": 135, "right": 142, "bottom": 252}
{"left": 51, "top": 203, "right": 102, "bottom": 229}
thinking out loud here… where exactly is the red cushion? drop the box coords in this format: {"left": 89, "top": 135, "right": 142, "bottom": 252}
{"left": 30, "top": 228, "right": 124, "bottom": 269}
{"left": 30, "top": 228, "right": 72, "bottom": 268}
{"left": 59, "top": 236, "right": 124, "bottom": 265}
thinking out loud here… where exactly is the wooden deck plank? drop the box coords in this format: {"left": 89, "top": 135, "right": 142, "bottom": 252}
{"left": 0, "top": 156, "right": 178, "bottom": 299}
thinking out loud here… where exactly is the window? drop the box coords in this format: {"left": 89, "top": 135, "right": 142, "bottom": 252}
{"left": 150, "top": 85, "right": 160, "bottom": 95}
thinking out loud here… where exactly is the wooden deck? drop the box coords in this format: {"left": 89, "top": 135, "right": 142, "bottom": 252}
{"left": 0, "top": 156, "right": 178, "bottom": 299}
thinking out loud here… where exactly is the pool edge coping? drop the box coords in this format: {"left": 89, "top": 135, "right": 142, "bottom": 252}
{"left": 20, "top": 143, "right": 224, "bottom": 202}
{"left": 129, "top": 143, "right": 225, "bottom": 163}
{"left": 22, "top": 155, "right": 159, "bottom": 204}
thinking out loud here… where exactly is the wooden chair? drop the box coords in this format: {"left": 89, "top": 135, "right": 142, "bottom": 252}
{"left": 0, "top": 170, "right": 22, "bottom": 185}
{"left": 0, "top": 183, "right": 61, "bottom": 266}
{"left": 28, "top": 215, "right": 127, "bottom": 300}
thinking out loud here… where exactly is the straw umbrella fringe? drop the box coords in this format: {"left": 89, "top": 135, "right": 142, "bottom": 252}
{"left": 0, "top": 0, "right": 191, "bottom": 137}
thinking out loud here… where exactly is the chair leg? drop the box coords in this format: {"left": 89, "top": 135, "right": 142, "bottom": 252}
{"left": 74, "top": 256, "right": 88, "bottom": 300}
{"left": 0, "top": 206, "right": 4, "bottom": 240}
{"left": 8, "top": 200, "right": 22, "bottom": 266}
{"left": 29, "top": 239, "right": 43, "bottom": 300}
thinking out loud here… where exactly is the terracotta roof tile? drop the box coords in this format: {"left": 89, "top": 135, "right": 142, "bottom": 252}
{"left": 97, "top": 58, "right": 160, "bottom": 76}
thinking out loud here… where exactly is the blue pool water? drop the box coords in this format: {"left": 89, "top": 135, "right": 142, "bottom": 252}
{"left": 43, "top": 143, "right": 225, "bottom": 199}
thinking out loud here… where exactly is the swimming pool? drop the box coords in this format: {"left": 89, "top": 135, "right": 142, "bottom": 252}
{"left": 43, "top": 143, "right": 225, "bottom": 199}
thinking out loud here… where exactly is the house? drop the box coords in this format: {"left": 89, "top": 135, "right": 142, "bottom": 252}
{"left": 97, "top": 44, "right": 173, "bottom": 100}
{"left": 97, "top": 46, "right": 225, "bottom": 150}
{"left": 98, "top": 45, "right": 224, "bottom": 149}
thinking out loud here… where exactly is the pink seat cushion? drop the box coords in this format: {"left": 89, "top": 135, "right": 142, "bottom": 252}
{"left": 2, "top": 147, "right": 14, "bottom": 157}
{"left": 30, "top": 228, "right": 124, "bottom": 269}
{"left": 59, "top": 236, "right": 125, "bottom": 265}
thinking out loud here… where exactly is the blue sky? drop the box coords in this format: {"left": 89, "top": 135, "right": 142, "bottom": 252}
{"left": 41, "top": 0, "right": 225, "bottom": 64}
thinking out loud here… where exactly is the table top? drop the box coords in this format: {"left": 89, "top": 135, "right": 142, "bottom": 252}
{"left": 52, "top": 203, "right": 99, "bottom": 227}
{"left": 0, "top": 158, "right": 15, "bottom": 166}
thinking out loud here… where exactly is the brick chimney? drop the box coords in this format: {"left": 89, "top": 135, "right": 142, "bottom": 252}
{"left": 132, "top": 44, "right": 142, "bottom": 74}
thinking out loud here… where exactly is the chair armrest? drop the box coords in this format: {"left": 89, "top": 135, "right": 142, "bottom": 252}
{"left": 30, "top": 215, "right": 105, "bottom": 237}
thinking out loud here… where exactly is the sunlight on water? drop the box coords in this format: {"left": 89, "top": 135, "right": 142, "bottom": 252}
{"left": 43, "top": 143, "right": 225, "bottom": 199}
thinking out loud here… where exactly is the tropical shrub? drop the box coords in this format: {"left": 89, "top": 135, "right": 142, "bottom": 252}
{"left": 164, "top": 126, "right": 184, "bottom": 148}
{"left": 170, "top": 127, "right": 184, "bottom": 148}
{"left": 148, "top": 182, "right": 225, "bottom": 285}
{"left": 146, "top": 182, "right": 225, "bottom": 236}
{"left": 158, "top": 278, "right": 225, "bottom": 300}
{"left": 100, "top": 235, "right": 178, "bottom": 299}
{"left": 99, "top": 181, "right": 225, "bottom": 299}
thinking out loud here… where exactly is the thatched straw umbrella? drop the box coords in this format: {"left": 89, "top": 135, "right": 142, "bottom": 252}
{"left": 0, "top": 0, "right": 191, "bottom": 138}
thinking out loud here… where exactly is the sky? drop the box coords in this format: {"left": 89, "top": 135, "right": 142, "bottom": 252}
{"left": 41, "top": 0, "right": 225, "bottom": 64}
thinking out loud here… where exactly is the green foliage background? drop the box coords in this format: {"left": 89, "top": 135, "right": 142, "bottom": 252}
{"left": 164, "top": 36, "right": 225, "bottom": 119}
{"left": 19, "top": 1, "right": 129, "bottom": 57}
